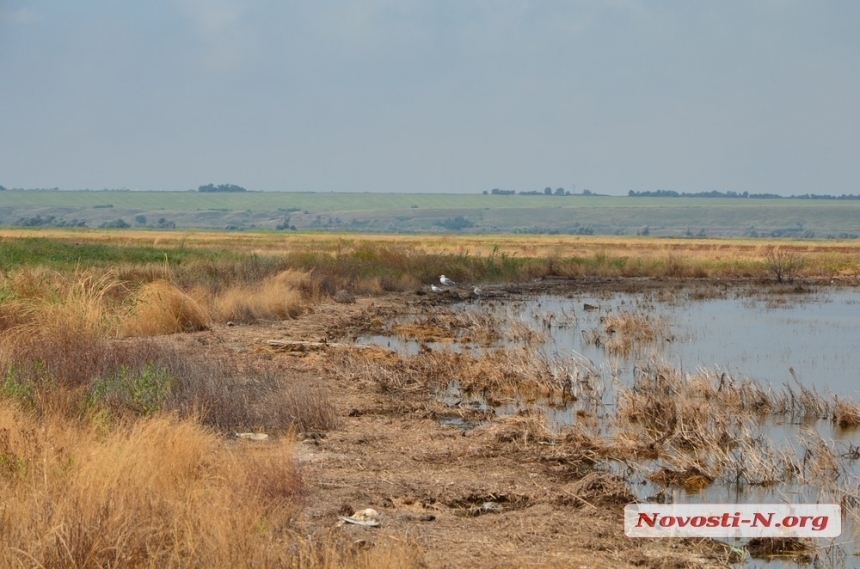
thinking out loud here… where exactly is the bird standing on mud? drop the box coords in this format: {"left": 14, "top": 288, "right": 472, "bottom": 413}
{"left": 439, "top": 275, "right": 456, "bottom": 286}
{"left": 430, "top": 284, "right": 443, "bottom": 293}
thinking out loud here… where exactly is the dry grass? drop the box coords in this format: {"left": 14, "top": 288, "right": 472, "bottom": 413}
{"left": 492, "top": 407, "right": 556, "bottom": 447}
{"left": 833, "top": 396, "right": 860, "bottom": 428}
{"left": 0, "top": 406, "right": 302, "bottom": 568}
{"left": 124, "top": 280, "right": 210, "bottom": 335}
{"left": 215, "top": 268, "right": 311, "bottom": 323}
{"left": 0, "top": 403, "right": 418, "bottom": 568}
{"left": 0, "top": 262, "right": 401, "bottom": 566}
{"left": 585, "top": 310, "right": 671, "bottom": 355}
{"left": 331, "top": 346, "right": 581, "bottom": 398}
{"left": 5, "top": 229, "right": 859, "bottom": 283}
{"left": 746, "top": 537, "right": 815, "bottom": 561}
{"left": 563, "top": 472, "right": 636, "bottom": 508}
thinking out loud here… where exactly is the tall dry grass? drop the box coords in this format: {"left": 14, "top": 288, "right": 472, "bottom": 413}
{"left": 206, "top": 269, "right": 309, "bottom": 324}
{"left": 0, "top": 403, "right": 420, "bottom": 568}
{"left": 0, "top": 405, "right": 303, "bottom": 567}
{"left": 0, "top": 270, "right": 337, "bottom": 432}
{"left": 0, "top": 263, "right": 416, "bottom": 567}
{"left": 124, "top": 280, "right": 210, "bottom": 335}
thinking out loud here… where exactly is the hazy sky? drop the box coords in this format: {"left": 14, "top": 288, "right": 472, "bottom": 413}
{"left": 1, "top": 1, "right": 858, "bottom": 195}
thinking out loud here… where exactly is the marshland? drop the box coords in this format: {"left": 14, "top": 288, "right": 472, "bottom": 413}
{"left": 2, "top": 230, "right": 860, "bottom": 567}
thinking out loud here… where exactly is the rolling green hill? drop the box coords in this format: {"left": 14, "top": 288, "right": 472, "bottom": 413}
{"left": 0, "top": 190, "right": 857, "bottom": 238}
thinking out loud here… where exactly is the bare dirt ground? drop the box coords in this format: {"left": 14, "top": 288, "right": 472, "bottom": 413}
{"left": 169, "top": 279, "right": 784, "bottom": 568}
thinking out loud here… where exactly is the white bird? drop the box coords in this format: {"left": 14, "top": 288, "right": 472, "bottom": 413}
{"left": 439, "top": 275, "right": 456, "bottom": 286}
{"left": 430, "top": 284, "right": 443, "bottom": 293}
{"left": 472, "top": 286, "right": 482, "bottom": 296}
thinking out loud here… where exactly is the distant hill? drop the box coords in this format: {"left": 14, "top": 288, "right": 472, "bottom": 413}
{"left": 0, "top": 190, "right": 857, "bottom": 239}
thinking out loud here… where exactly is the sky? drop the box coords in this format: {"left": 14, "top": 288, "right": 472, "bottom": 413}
{"left": 1, "top": 1, "right": 858, "bottom": 195}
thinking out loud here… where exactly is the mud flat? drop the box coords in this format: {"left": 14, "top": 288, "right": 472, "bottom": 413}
{"left": 189, "top": 278, "right": 860, "bottom": 567}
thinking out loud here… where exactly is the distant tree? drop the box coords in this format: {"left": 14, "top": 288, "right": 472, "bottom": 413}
{"left": 0, "top": 185, "right": 6, "bottom": 191}
{"left": 544, "top": 187, "right": 552, "bottom": 195}
{"left": 134, "top": 214, "right": 147, "bottom": 225}
{"left": 435, "top": 215, "right": 475, "bottom": 230}
{"left": 100, "top": 218, "right": 130, "bottom": 229}
{"left": 555, "top": 188, "right": 565, "bottom": 195}
{"left": 198, "top": 183, "right": 247, "bottom": 192}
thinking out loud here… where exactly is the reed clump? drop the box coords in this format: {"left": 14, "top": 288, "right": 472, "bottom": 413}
{"left": 832, "top": 397, "right": 860, "bottom": 428}
{"left": 611, "top": 363, "right": 817, "bottom": 489}
{"left": 585, "top": 310, "right": 670, "bottom": 355}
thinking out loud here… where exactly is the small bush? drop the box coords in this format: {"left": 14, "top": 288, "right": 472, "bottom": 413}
{"left": 765, "top": 248, "right": 805, "bottom": 283}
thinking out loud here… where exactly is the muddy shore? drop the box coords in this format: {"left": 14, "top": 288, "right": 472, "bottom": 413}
{"left": 164, "top": 277, "right": 847, "bottom": 567}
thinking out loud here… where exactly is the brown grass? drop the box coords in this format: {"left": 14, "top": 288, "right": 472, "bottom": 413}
{"left": 0, "top": 406, "right": 304, "bottom": 568}
{"left": 586, "top": 310, "right": 671, "bottom": 355}
{"left": 207, "top": 269, "right": 310, "bottom": 323}
{"left": 124, "top": 280, "right": 210, "bottom": 335}
{"left": 833, "top": 396, "right": 860, "bottom": 428}
{"left": 331, "top": 346, "right": 576, "bottom": 398}
{"left": 0, "top": 398, "right": 410, "bottom": 568}
{"left": 746, "top": 537, "right": 815, "bottom": 561}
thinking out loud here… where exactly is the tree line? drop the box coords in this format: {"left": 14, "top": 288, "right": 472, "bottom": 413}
{"left": 628, "top": 189, "right": 860, "bottom": 200}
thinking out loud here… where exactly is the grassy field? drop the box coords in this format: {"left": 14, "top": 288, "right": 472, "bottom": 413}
{"left": 2, "top": 190, "right": 859, "bottom": 237}
{"left": 1, "top": 229, "right": 858, "bottom": 292}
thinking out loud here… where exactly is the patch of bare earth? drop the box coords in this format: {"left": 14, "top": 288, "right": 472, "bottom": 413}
{"left": 166, "top": 286, "right": 737, "bottom": 568}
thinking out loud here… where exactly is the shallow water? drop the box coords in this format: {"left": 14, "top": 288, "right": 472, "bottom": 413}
{"left": 355, "top": 286, "right": 860, "bottom": 566}
{"left": 500, "top": 287, "right": 860, "bottom": 398}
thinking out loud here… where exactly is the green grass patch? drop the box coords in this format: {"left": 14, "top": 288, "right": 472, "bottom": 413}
{"left": 0, "top": 237, "right": 240, "bottom": 270}
{"left": 90, "top": 364, "right": 173, "bottom": 416}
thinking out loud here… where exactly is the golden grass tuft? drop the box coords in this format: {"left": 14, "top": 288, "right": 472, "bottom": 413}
{"left": 1, "top": 270, "right": 124, "bottom": 339}
{"left": 833, "top": 397, "right": 860, "bottom": 428}
{"left": 208, "top": 270, "right": 308, "bottom": 323}
{"left": 125, "top": 280, "right": 210, "bottom": 335}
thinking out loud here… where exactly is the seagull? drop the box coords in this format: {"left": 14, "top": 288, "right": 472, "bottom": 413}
{"left": 430, "top": 284, "right": 443, "bottom": 293}
{"left": 439, "top": 275, "right": 456, "bottom": 286}
{"left": 472, "top": 286, "right": 482, "bottom": 296}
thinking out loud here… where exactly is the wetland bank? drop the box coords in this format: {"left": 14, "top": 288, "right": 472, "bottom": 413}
{"left": 2, "top": 232, "right": 860, "bottom": 567}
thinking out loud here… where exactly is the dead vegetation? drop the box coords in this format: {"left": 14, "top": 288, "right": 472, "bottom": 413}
{"left": 329, "top": 345, "right": 594, "bottom": 399}
{"left": 0, "top": 264, "right": 421, "bottom": 567}
{"left": 765, "top": 247, "right": 807, "bottom": 283}
{"left": 585, "top": 310, "right": 671, "bottom": 355}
